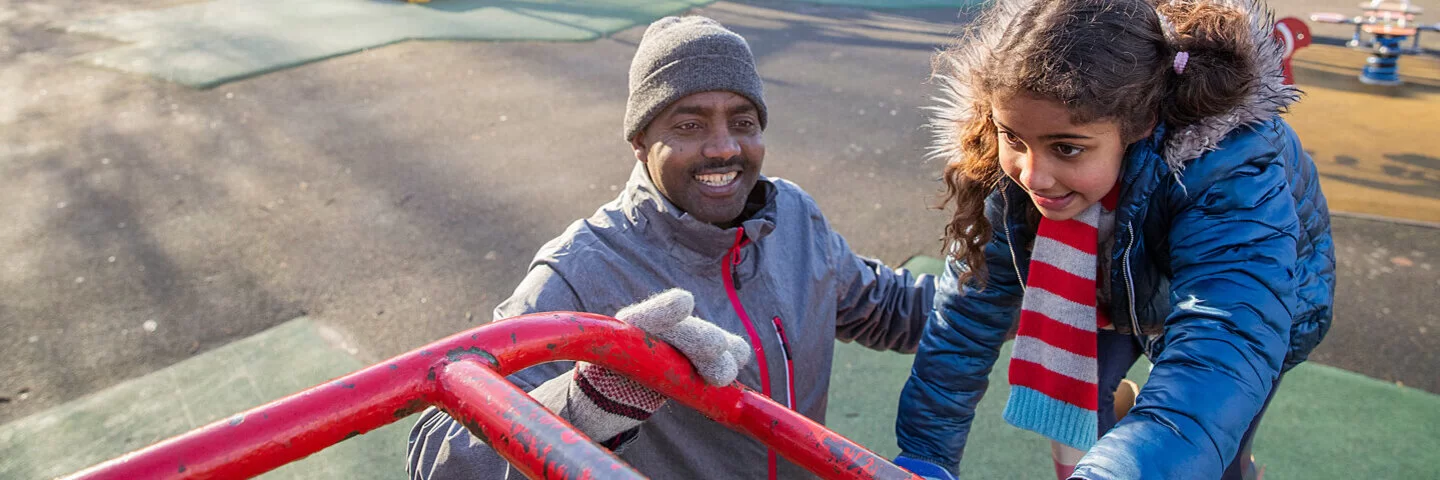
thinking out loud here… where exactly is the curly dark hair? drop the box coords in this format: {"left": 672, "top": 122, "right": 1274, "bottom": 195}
{"left": 937, "top": 0, "right": 1258, "bottom": 286}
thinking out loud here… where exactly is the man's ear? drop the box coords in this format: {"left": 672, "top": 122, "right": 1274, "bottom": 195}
{"left": 630, "top": 133, "right": 648, "bottom": 164}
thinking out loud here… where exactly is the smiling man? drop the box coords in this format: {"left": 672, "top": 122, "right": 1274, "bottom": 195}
{"left": 406, "top": 15, "right": 936, "bottom": 480}
{"left": 634, "top": 90, "right": 763, "bottom": 227}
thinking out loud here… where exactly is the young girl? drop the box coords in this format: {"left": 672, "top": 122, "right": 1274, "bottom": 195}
{"left": 890, "top": 1, "right": 1334, "bottom": 479}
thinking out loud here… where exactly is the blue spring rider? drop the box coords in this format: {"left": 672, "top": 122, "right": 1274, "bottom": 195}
{"left": 1312, "top": 0, "right": 1440, "bottom": 86}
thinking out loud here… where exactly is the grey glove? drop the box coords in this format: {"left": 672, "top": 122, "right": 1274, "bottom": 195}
{"left": 613, "top": 289, "right": 752, "bottom": 385}
{"left": 527, "top": 289, "right": 751, "bottom": 443}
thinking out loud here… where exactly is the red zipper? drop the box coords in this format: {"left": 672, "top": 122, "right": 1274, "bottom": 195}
{"left": 721, "top": 227, "right": 778, "bottom": 480}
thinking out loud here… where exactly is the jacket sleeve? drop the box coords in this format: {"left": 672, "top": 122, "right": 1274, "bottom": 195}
{"left": 407, "top": 264, "right": 590, "bottom": 480}
{"left": 894, "top": 192, "right": 1024, "bottom": 474}
{"left": 833, "top": 230, "right": 938, "bottom": 353}
{"left": 1071, "top": 142, "right": 1297, "bottom": 479}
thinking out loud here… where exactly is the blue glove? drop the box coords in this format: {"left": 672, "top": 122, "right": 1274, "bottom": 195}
{"left": 894, "top": 455, "right": 958, "bottom": 480}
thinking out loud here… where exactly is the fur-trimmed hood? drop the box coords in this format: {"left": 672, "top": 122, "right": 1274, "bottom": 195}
{"left": 928, "top": 0, "right": 1300, "bottom": 173}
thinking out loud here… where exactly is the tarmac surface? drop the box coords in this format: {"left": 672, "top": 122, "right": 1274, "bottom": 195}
{"left": 3, "top": 1, "right": 970, "bottom": 424}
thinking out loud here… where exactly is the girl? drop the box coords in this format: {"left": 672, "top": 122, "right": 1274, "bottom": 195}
{"left": 891, "top": 0, "right": 1334, "bottom": 479}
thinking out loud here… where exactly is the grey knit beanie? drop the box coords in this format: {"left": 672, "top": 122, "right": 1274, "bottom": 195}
{"left": 623, "top": 16, "right": 767, "bottom": 141}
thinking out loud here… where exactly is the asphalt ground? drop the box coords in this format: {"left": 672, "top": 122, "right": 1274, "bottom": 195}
{"left": 0, "top": 0, "right": 959, "bottom": 424}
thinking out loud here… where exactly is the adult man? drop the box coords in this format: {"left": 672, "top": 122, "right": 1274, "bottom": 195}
{"left": 407, "top": 15, "right": 934, "bottom": 479}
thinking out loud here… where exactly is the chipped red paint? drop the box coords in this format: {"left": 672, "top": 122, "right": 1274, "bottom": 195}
{"left": 435, "top": 360, "right": 637, "bottom": 479}
{"left": 65, "top": 312, "right": 921, "bottom": 480}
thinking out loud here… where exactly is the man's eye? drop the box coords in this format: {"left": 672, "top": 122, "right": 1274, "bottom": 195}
{"left": 678, "top": 122, "right": 702, "bottom": 130}
{"left": 733, "top": 119, "right": 756, "bottom": 129}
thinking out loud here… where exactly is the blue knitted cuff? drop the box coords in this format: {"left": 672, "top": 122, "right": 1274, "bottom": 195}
{"left": 1003, "top": 386, "right": 1098, "bottom": 451}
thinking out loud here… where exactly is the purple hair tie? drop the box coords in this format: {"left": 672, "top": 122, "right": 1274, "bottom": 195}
{"left": 1173, "top": 51, "right": 1190, "bottom": 74}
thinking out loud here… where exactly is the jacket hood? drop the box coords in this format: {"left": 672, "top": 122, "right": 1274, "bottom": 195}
{"left": 927, "top": 0, "right": 1300, "bottom": 173}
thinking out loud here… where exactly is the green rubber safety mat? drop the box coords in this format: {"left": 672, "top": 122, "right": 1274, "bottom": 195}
{"left": 11, "top": 254, "right": 1433, "bottom": 478}
{"left": 0, "top": 318, "right": 409, "bottom": 479}
{"left": 68, "top": 0, "right": 716, "bottom": 88}
{"left": 824, "top": 255, "right": 1440, "bottom": 478}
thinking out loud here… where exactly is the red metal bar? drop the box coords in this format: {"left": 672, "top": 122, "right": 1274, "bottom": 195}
{"left": 65, "top": 312, "right": 921, "bottom": 480}
{"left": 435, "top": 360, "right": 640, "bottom": 479}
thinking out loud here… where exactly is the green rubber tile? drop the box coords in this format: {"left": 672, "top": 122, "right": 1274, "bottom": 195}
{"left": 1253, "top": 363, "right": 1440, "bottom": 478}
{"left": 828, "top": 341, "right": 1147, "bottom": 478}
{"left": 0, "top": 318, "right": 409, "bottom": 480}
{"left": 901, "top": 254, "right": 947, "bottom": 276}
{"left": 68, "top": 0, "right": 715, "bottom": 88}
{"left": 830, "top": 256, "right": 1440, "bottom": 479}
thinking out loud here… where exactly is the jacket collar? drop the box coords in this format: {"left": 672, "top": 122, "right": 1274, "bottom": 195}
{"left": 619, "top": 162, "right": 778, "bottom": 264}
{"left": 1116, "top": 123, "right": 1170, "bottom": 226}
{"left": 1159, "top": 0, "right": 1300, "bottom": 169}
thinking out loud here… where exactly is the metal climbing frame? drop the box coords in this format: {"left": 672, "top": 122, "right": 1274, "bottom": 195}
{"left": 64, "top": 312, "right": 922, "bottom": 480}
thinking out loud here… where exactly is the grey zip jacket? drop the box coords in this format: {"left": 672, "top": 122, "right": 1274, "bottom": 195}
{"left": 407, "top": 163, "right": 935, "bottom": 479}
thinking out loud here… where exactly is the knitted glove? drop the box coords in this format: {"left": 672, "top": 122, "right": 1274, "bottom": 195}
{"left": 894, "top": 456, "right": 959, "bottom": 480}
{"left": 527, "top": 289, "right": 751, "bottom": 444}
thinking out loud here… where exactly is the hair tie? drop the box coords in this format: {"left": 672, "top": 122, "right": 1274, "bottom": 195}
{"left": 1173, "top": 51, "right": 1190, "bottom": 74}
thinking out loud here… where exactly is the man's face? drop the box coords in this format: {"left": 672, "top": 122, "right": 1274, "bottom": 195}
{"left": 632, "top": 91, "right": 765, "bottom": 227}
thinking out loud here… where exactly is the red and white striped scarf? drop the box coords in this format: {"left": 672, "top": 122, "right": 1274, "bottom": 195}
{"left": 1003, "top": 189, "right": 1117, "bottom": 451}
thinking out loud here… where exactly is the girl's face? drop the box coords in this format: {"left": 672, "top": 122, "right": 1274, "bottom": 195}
{"left": 992, "top": 94, "right": 1128, "bottom": 221}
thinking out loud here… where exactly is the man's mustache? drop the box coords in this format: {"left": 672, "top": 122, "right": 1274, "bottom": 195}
{"left": 691, "top": 156, "right": 747, "bottom": 174}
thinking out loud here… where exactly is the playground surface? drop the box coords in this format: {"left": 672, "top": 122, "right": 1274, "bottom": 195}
{"left": 1, "top": 0, "right": 1437, "bottom": 478}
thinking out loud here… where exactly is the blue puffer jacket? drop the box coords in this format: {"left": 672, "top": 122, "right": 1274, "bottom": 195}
{"left": 894, "top": 3, "right": 1334, "bottom": 476}
{"left": 895, "top": 117, "right": 1334, "bottom": 478}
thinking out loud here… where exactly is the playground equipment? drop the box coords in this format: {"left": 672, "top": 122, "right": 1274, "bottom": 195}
{"left": 62, "top": 312, "right": 921, "bottom": 480}
{"left": 1274, "top": 17, "right": 1313, "bottom": 84}
{"left": 1311, "top": 0, "right": 1440, "bottom": 85}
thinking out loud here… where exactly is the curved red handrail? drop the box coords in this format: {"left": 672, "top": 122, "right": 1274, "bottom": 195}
{"left": 64, "top": 312, "right": 921, "bottom": 480}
